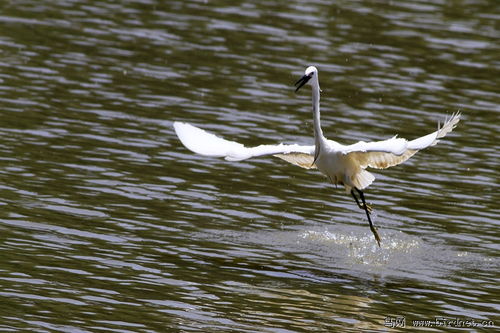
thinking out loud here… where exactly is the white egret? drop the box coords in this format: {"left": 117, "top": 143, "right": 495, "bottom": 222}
{"left": 173, "top": 66, "right": 461, "bottom": 246}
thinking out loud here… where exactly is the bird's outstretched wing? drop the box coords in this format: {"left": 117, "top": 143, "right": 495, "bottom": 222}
{"left": 345, "top": 112, "right": 461, "bottom": 169}
{"left": 173, "top": 122, "right": 315, "bottom": 163}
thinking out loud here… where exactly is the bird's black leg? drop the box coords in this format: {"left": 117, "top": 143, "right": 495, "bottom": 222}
{"left": 351, "top": 189, "right": 372, "bottom": 213}
{"left": 355, "top": 188, "right": 381, "bottom": 247}
{"left": 351, "top": 189, "right": 362, "bottom": 209}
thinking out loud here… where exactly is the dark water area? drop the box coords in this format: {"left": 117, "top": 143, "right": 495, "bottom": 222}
{"left": 0, "top": 0, "right": 498, "bottom": 331}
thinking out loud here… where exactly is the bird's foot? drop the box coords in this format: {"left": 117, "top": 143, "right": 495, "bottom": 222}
{"left": 370, "top": 225, "right": 381, "bottom": 247}
{"left": 357, "top": 202, "right": 373, "bottom": 213}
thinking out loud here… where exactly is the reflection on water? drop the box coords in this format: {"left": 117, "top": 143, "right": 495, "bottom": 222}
{"left": 0, "top": 0, "right": 498, "bottom": 331}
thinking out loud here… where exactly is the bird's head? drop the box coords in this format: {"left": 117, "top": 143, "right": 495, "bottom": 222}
{"left": 294, "top": 66, "right": 318, "bottom": 92}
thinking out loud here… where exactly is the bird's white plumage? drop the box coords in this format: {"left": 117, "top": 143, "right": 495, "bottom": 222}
{"left": 347, "top": 112, "right": 461, "bottom": 172}
{"left": 342, "top": 136, "right": 408, "bottom": 155}
{"left": 173, "top": 122, "right": 244, "bottom": 158}
{"left": 173, "top": 121, "right": 314, "bottom": 162}
{"left": 174, "top": 112, "right": 460, "bottom": 186}
{"left": 173, "top": 65, "right": 461, "bottom": 246}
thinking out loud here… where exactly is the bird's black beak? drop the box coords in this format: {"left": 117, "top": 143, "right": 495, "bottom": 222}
{"left": 294, "top": 74, "right": 311, "bottom": 93}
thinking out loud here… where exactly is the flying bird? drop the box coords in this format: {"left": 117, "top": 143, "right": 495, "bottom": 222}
{"left": 173, "top": 66, "right": 461, "bottom": 246}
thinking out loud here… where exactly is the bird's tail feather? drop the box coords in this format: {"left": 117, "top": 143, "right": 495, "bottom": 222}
{"left": 350, "top": 170, "right": 375, "bottom": 192}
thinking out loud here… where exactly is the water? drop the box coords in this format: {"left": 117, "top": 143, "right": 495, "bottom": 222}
{"left": 0, "top": 0, "right": 498, "bottom": 331}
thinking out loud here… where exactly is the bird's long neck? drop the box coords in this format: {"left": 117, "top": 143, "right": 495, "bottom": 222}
{"left": 311, "top": 80, "right": 326, "bottom": 156}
